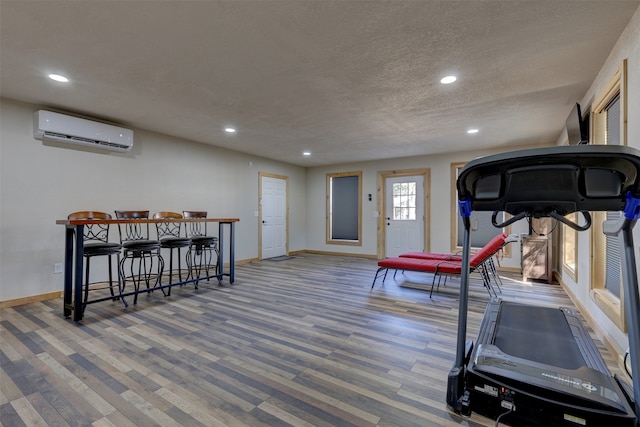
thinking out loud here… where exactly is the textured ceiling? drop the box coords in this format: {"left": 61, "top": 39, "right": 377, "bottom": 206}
{"left": 1, "top": 1, "right": 639, "bottom": 166}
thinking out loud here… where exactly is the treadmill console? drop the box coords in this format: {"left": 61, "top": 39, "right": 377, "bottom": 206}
{"left": 457, "top": 145, "right": 640, "bottom": 219}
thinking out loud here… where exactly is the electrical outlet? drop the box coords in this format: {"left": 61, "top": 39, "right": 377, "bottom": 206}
{"left": 54, "top": 263, "right": 63, "bottom": 274}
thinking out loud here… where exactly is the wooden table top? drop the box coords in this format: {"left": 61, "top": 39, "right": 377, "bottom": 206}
{"left": 57, "top": 218, "right": 240, "bottom": 225}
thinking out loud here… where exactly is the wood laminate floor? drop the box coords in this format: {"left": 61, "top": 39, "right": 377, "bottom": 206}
{"left": 0, "top": 254, "right": 622, "bottom": 426}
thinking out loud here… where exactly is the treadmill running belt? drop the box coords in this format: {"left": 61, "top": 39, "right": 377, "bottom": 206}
{"left": 493, "top": 302, "right": 585, "bottom": 370}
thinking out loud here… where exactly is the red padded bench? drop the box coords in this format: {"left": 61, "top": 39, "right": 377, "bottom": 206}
{"left": 399, "top": 233, "right": 508, "bottom": 264}
{"left": 372, "top": 233, "right": 513, "bottom": 297}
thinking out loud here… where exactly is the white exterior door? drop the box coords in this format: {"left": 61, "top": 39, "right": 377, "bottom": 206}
{"left": 385, "top": 175, "right": 424, "bottom": 257}
{"left": 261, "top": 175, "right": 287, "bottom": 259}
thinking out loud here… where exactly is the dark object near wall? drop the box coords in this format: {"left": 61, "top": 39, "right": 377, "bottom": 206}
{"left": 566, "top": 102, "right": 590, "bottom": 145}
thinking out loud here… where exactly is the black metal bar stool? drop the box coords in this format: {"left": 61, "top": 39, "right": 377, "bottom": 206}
{"left": 114, "top": 210, "right": 164, "bottom": 304}
{"left": 67, "top": 211, "right": 126, "bottom": 309}
{"left": 183, "top": 211, "right": 220, "bottom": 286}
{"left": 153, "top": 211, "right": 191, "bottom": 293}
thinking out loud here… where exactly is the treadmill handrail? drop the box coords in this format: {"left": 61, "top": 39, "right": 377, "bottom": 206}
{"left": 490, "top": 210, "right": 591, "bottom": 230}
{"left": 491, "top": 211, "right": 526, "bottom": 228}
{"left": 550, "top": 211, "right": 592, "bottom": 231}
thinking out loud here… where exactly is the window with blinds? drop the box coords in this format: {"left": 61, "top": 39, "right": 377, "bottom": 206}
{"left": 326, "top": 171, "right": 362, "bottom": 245}
{"left": 605, "top": 211, "right": 622, "bottom": 297}
{"left": 606, "top": 94, "right": 621, "bottom": 144}
{"left": 604, "top": 94, "right": 622, "bottom": 298}
{"left": 589, "top": 60, "right": 626, "bottom": 330}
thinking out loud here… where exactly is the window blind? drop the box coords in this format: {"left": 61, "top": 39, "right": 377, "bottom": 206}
{"left": 604, "top": 94, "right": 621, "bottom": 298}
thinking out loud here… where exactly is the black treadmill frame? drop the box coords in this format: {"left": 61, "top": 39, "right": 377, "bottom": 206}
{"left": 446, "top": 145, "right": 640, "bottom": 425}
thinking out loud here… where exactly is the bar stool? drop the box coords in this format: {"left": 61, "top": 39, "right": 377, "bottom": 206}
{"left": 152, "top": 212, "right": 191, "bottom": 291}
{"left": 183, "top": 211, "right": 220, "bottom": 286}
{"left": 114, "top": 210, "right": 164, "bottom": 304}
{"left": 67, "top": 211, "right": 126, "bottom": 308}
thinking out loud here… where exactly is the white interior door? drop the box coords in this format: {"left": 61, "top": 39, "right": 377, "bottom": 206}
{"left": 261, "top": 175, "right": 287, "bottom": 259}
{"left": 385, "top": 175, "right": 424, "bottom": 257}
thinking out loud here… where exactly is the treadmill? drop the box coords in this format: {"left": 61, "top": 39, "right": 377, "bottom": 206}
{"left": 446, "top": 145, "right": 640, "bottom": 426}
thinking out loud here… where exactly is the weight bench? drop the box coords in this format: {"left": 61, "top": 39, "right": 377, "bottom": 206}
{"left": 371, "top": 233, "right": 516, "bottom": 297}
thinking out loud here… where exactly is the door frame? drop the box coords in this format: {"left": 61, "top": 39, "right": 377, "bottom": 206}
{"left": 377, "top": 168, "right": 430, "bottom": 259}
{"left": 258, "top": 172, "right": 289, "bottom": 260}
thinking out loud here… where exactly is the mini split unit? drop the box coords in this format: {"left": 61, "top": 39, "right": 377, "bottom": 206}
{"left": 33, "top": 110, "right": 133, "bottom": 152}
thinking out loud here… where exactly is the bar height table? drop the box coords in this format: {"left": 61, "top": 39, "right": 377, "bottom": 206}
{"left": 56, "top": 217, "right": 239, "bottom": 322}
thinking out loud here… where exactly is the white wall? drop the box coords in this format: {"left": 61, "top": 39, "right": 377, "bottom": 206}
{"left": 556, "top": 7, "right": 640, "bottom": 355}
{"left": 3, "top": 6, "right": 639, "bottom": 323}
{"left": 305, "top": 150, "right": 534, "bottom": 270}
{"left": 0, "top": 96, "right": 535, "bottom": 303}
{"left": 0, "top": 99, "right": 307, "bottom": 301}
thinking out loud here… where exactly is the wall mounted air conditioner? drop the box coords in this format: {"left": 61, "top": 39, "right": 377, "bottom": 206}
{"left": 34, "top": 110, "right": 133, "bottom": 152}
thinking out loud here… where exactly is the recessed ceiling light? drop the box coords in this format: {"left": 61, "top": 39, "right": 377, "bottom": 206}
{"left": 224, "top": 127, "right": 236, "bottom": 133}
{"left": 302, "top": 151, "right": 312, "bottom": 156}
{"left": 467, "top": 129, "right": 479, "bottom": 134}
{"left": 440, "top": 75, "right": 457, "bottom": 84}
{"left": 48, "top": 73, "right": 69, "bottom": 83}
